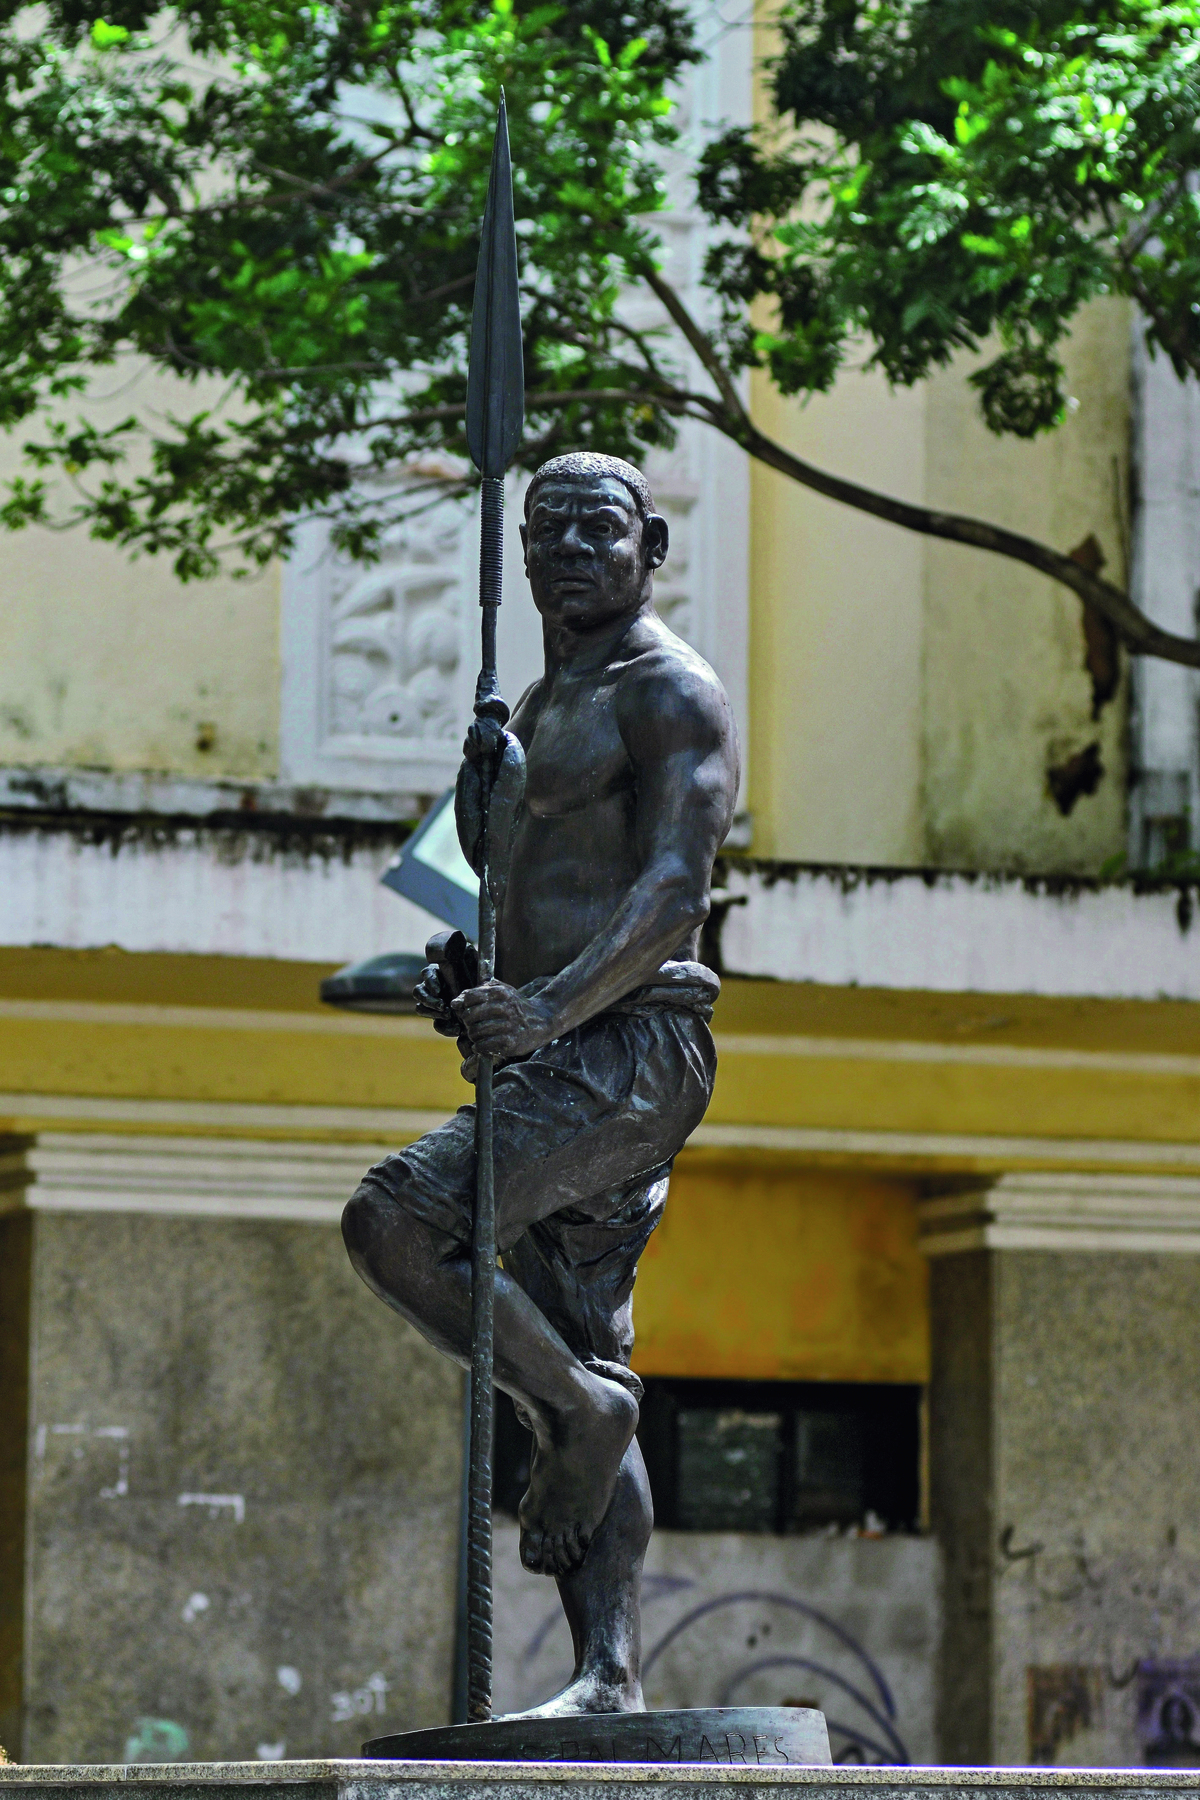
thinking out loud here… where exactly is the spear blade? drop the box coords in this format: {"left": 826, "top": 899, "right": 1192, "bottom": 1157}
{"left": 466, "top": 91, "right": 524, "bottom": 478}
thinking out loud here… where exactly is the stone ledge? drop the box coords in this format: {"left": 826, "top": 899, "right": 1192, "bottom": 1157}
{"left": 0, "top": 1765, "right": 1196, "bottom": 1794}
{"left": 714, "top": 861, "right": 1200, "bottom": 1001}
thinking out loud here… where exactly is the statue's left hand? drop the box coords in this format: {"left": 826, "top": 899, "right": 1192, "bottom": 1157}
{"left": 451, "top": 979, "right": 558, "bottom": 1061}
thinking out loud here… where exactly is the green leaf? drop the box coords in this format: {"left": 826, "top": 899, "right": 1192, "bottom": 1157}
{"left": 90, "top": 19, "right": 130, "bottom": 47}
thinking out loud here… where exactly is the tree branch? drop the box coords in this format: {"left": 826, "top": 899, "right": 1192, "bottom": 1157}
{"left": 638, "top": 262, "right": 750, "bottom": 424}
{"left": 367, "top": 384, "right": 715, "bottom": 433}
{"left": 736, "top": 413, "right": 1200, "bottom": 667}
{"left": 633, "top": 268, "right": 1200, "bottom": 670}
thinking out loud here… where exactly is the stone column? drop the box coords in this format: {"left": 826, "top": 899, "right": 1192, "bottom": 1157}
{"left": 921, "top": 1176, "right": 1200, "bottom": 1766}
{"left": 0, "top": 1132, "right": 464, "bottom": 1765}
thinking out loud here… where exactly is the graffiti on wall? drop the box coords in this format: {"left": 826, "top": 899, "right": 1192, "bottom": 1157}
{"left": 510, "top": 1570, "right": 913, "bottom": 1765}
{"left": 1137, "top": 1659, "right": 1200, "bottom": 1768}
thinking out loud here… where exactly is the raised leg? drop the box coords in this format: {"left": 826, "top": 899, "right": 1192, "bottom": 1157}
{"left": 343, "top": 1188, "right": 637, "bottom": 1576}
{"left": 507, "top": 1436, "right": 652, "bottom": 1717}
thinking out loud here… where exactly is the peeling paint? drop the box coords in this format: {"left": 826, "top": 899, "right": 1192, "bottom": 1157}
{"left": 716, "top": 860, "right": 1200, "bottom": 999}
{"left": 1047, "top": 743, "right": 1105, "bottom": 817}
{"left": 177, "top": 1492, "right": 245, "bottom": 1523}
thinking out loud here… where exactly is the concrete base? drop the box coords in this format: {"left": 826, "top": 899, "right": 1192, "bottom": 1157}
{"left": 0, "top": 1210, "right": 465, "bottom": 1765}
{"left": 0, "top": 1762, "right": 1198, "bottom": 1798}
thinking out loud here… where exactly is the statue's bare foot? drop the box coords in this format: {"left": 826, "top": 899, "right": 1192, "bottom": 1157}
{"left": 519, "top": 1373, "right": 637, "bottom": 1577}
{"left": 503, "top": 1670, "right": 644, "bottom": 1719}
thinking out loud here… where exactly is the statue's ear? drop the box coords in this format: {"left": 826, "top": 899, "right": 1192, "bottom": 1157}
{"left": 644, "top": 512, "right": 669, "bottom": 570}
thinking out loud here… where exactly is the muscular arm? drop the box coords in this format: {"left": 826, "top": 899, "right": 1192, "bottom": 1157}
{"left": 454, "top": 654, "right": 739, "bottom": 1059}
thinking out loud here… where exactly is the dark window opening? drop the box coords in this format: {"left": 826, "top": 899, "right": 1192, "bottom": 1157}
{"left": 493, "top": 1391, "right": 533, "bottom": 1521}
{"left": 494, "top": 1377, "right": 921, "bottom": 1534}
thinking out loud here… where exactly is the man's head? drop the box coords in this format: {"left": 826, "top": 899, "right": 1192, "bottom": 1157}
{"left": 521, "top": 452, "right": 669, "bottom": 633}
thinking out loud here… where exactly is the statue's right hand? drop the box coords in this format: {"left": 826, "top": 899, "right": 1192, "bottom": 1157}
{"left": 414, "top": 962, "right": 457, "bottom": 1029}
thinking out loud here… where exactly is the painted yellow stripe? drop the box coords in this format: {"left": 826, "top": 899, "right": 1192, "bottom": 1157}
{"left": 0, "top": 996, "right": 1197, "bottom": 1152}
{"left": 0, "top": 999, "right": 1195, "bottom": 1079}
{"left": 692, "top": 1121, "right": 1200, "bottom": 1170}
{"left": 714, "top": 1031, "right": 1200, "bottom": 1079}
{"left": 0, "top": 1091, "right": 448, "bottom": 1136}
{"left": 0, "top": 998, "right": 426, "bottom": 1036}
{"left": 2, "top": 1089, "right": 1200, "bottom": 1175}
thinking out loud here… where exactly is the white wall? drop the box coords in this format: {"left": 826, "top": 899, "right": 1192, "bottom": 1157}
{"left": 3, "top": 822, "right": 1197, "bottom": 1003}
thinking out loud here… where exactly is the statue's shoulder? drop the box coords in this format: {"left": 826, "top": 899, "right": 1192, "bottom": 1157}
{"left": 616, "top": 617, "right": 734, "bottom": 745}
{"left": 621, "top": 614, "right": 727, "bottom": 698}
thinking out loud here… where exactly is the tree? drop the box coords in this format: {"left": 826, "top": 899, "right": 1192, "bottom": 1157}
{"left": 0, "top": 0, "right": 697, "bottom": 570}
{"left": 696, "top": 0, "right": 1200, "bottom": 666}
{"left": 1, "top": 0, "right": 1199, "bottom": 668}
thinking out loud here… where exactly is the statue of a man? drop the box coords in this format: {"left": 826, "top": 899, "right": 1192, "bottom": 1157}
{"left": 342, "top": 450, "right": 740, "bottom": 1715}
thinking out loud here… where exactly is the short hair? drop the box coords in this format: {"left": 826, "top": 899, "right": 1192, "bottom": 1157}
{"left": 524, "top": 452, "right": 656, "bottom": 522}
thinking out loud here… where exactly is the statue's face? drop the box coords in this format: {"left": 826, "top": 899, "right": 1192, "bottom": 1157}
{"left": 521, "top": 475, "right": 668, "bottom": 632}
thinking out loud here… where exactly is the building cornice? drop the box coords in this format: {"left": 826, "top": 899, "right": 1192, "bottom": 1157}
{"left": 0, "top": 763, "right": 420, "bottom": 827}
{"left": 1, "top": 1132, "right": 387, "bottom": 1225}
{"left": 5, "top": 1115, "right": 1200, "bottom": 1207}
{"left": 715, "top": 859, "right": 1200, "bottom": 1002}
{"left": 918, "top": 1172, "right": 1200, "bottom": 1256}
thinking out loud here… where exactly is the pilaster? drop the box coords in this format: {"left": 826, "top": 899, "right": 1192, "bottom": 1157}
{"left": 0, "top": 1133, "right": 463, "bottom": 1764}
{"left": 922, "top": 1177, "right": 1200, "bottom": 1765}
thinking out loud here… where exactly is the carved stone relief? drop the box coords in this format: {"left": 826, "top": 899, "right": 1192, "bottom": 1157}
{"left": 280, "top": 500, "right": 475, "bottom": 799}
{"left": 327, "top": 508, "right": 467, "bottom": 748}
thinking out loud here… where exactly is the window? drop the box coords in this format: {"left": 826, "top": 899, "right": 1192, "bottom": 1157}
{"left": 493, "top": 1378, "right": 921, "bottom": 1534}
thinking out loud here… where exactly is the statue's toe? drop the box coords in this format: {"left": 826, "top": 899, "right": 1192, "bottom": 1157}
{"left": 548, "top": 1525, "right": 587, "bottom": 1577}
{"left": 549, "top": 1534, "right": 572, "bottom": 1578}
{"left": 520, "top": 1527, "right": 543, "bottom": 1571}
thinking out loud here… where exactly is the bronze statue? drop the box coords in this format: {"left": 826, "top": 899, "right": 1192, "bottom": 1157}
{"left": 341, "top": 102, "right": 828, "bottom": 1764}
{"left": 342, "top": 446, "right": 740, "bottom": 1717}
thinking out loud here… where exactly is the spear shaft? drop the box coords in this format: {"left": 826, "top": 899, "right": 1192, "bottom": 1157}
{"left": 463, "top": 94, "right": 524, "bottom": 1725}
{"left": 466, "top": 477, "right": 502, "bottom": 1723}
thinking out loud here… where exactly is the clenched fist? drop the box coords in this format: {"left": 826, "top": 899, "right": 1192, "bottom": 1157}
{"left": 451, "top": 979, "right": 560, "bottom": 1061}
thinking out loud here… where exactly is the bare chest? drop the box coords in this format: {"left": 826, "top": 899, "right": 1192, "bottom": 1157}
{"left": 518, "top": 683, "right": 631, "bottom": 820}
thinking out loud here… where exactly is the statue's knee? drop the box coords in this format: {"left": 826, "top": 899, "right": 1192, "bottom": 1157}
{"left": 342, "top": 1183, "right": 388, "bottom": 1272}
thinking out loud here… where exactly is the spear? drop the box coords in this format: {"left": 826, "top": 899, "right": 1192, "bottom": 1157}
{"left": 461, "top": 91, "right": 525, "bottom": 1726}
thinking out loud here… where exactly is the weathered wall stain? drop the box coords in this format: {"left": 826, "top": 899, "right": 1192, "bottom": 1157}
{"left": 1046, "top": 743, "right": 1105, "bottom": 818}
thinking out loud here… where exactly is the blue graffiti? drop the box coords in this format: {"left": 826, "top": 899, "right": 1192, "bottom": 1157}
{"left": 642, "top": 1588, "right": 896, "bottom": 1719}
{"left": 519, "top": 1578, "right": 912, "bottom": 1765}
{"left": 721, "top": 1655, "right": 909, "bottom": 1763}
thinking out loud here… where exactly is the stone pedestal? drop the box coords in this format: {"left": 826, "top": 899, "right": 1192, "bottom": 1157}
{"left": 922, "top": 1176, "right": 1200, "bottom": 1766}
{"left": 1, "top": 1761, "right": 1199, "bottom": 1800}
